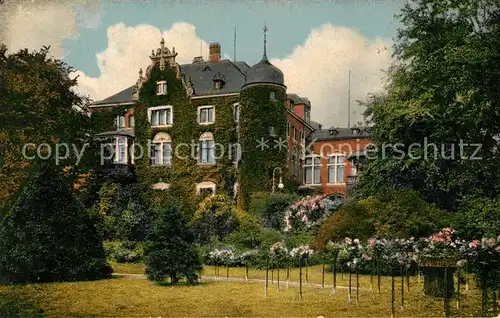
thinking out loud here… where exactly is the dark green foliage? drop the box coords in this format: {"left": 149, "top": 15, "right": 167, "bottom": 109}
{"left": 357, "top": 0, "right": 500, "bottom": 212}
{"left": 249, "top": 192, "right": 299, "bottom": 230}
{"left": 145, "top": 200, "right": 202, "bottom": 284}
{"left": 453, "top": 197, "right": 500, "bottom": 240}
{"left": 238, "top": 84, "right": 288, "bottom": 210}
{"left": 103, "top": 241, "right": 145, "bottom": 263}
{"left": 313, "top": 189, "right": 449, "bottom": 249}
{"left": 189, "top": 194, "right": 239, "bottom": 244}
{"left": 0, "top": 164, "right": 112, "bottom": 284}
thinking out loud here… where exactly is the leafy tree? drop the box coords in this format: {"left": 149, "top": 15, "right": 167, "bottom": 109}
{"left": 453, "top": 197, "right": 500, "bottom": 240}
{"left": 357, "top": 0, "right": 500, "bottom": 212}
{"left": 0, "top": 163, "right": 112, "bottom": 284}
{"left": 0, "top": 45, "right": 92, "bottom": 210}
{"left": 189, "top": 194, "right": 239, "bottom": 244}
{"left": 145, "top": 200, "right": 202, "bottom": 285}
{"left": 248, "top": 192, "right": 299, "bottom": 230}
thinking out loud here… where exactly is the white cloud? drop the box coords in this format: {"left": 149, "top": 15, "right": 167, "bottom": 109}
{"left": 0, "top": 0, "right": 101, "bottom": 59}
{"left": 73, "top": 22, "right": 210, "bottom": 101}
{"left": 272, "top": 24, "right": 392, "bottom": 127}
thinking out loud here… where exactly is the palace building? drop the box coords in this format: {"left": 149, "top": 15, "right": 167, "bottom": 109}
{"left": 90, "top": 30, "right": 371, "bottom": 207}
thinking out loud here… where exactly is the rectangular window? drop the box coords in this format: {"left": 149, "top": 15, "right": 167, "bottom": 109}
{"left": 198, "top": 106, "right": 215, "bottom": 124}
{"left": 351, "top": 163, "right": 358, "bottom": 176}
{"left": 151, "top": 143, "right": 161, "bottom": 166}
{"left": 128, "top": 115, "right": 135, "bottom": 128}
{"left": 148, "top": 106, "right": 173, "bottom": 127}
{"left": 304, "top": 156, "right": 321, "bottom": 184}
{"left": 328, "top": 155, "right": 345, "bottom": 184}
{"left": 116, "top": 115, "right": 125, "bottom": 129}
{"left": 156, "top": 80, "right": 167, "bottom": 95}
{"left": 270, "top": 90, "right": 276, "bottom": 100}
{"left": 291, "top": 152, "right": 297, "bottom": 175}
{"left": 300, "top": 131, "right": 305, "bottom": 145}
{"left": 200, "top": 140, "right": 215, "bottom": 164}
{"left": 293, "top": 127, "right": 297, "bottom": 140}
{"left": 116, "top": 137, "right": 127, "bottom": 164}
{"left": 233, "top": 103, "right": 239, "bottom": 122}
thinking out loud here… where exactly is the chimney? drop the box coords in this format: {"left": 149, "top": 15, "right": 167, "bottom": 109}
{"left": 209, "top": 42, "right": 221, "bottom": 62}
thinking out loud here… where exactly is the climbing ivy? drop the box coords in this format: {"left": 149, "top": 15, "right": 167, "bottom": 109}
{"left": 237, "top": 84, "right": 289, "bottom": 210}
{"left": 134, "top": 63, "right": 239, "bottom": 214}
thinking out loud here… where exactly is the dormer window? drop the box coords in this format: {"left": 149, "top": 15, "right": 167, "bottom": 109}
{"left": 156, "top": 80, "right": 167, "bottom": 95}
{"left": 212, "top": 72, "right": 226, "bottom": 90}
{"left": 329, "top": 128, "right": 339, "bottom": 136}
{"left": 215, "top": 81, "right": 222, "bottom": 90}
{"left": 116, "top": 115, "right": 125, "bottom": 129}
{"left": 270, "top": 91, "right": 276, "bottom": 100}
{"left": 351, "top": 128, "right": 360, "bottom": 135}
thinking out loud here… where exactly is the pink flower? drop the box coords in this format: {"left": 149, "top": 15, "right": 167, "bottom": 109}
{"left": 369, "top": 238, "right": 376, "bottom": 247}
{"left": 344, "top": 237, "right": 352, "bottom": 244}
{"left": 470, "top": 240, "right": 480, "bottom": 248}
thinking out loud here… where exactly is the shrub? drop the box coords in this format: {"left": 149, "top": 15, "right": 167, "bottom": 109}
{"left": 313, "top": 189, "right": 448, "bottom": 250}
{"left": 145, "top": 199, "right": 202, "bottom": 285}
{"left": 189, "top": 194, "right": 239, "bottom": 244}
{"left": 104, "top": 241, "right": 145, "bottom": 263}
{"left": 248, "top": 192, "right": 299, "bottom": 230}
{"left": 0, "top": 164, "right": 112, "bottom": 284}
{"left": 284, "top": 195, "right": 342, "bottom": 234}
{"left": 454, "top": 197, "right": 500, "bottom": 240}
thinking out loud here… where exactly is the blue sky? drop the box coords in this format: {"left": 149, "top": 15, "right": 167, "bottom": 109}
{"left": 3, "top": 0, "right": 404, "bottom": 126}
{"left": 64, "top": 1, "right": 403, "bottom": 78}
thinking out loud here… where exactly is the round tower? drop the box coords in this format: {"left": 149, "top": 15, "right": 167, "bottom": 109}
{"left": 237, "top": 25, "right": 288, "bottom": 210}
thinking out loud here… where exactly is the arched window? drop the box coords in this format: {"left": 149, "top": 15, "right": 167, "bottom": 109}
{"left": 196, "top": 181, "right": 216, "bottom": 196}
{"left": 151, "top": 132, "right": 172, "bottom": 167}
{"left": 199, "top": 132, "right": 215, "bottom": 164}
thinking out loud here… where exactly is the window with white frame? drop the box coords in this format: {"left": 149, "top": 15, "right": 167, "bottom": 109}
{"left": 351, "top": 162, "right": 358, "bottom": 176}
{"left": 116, "top": 115, "right": 125, "bottom": 129}
{"left": 128, "top": 115, "right": 135, "bottom": 128}
{"left": 198, "top": 105, "right": 215, "bottom": 124}
{"left": 199, "top": 132, "right": 215, "bottom": 164}
{"left": 300, "top": 130, "right": 305, "bottom": 145}
{"left": 304, "top": 155, "right": 321, "bottom": 184}
{"left": 291, "top": 150, "right": 298, "bottom": 175}
{"left": 115, "top": 136, "right": 127, "bottom": 164}
{"left": 231, "top": 143, "right": 241, "bottom": 163}
{"left": 156, "top": 80, "right": 167, "bottom": 95}
{"left": 150, "top": 132, "right": 172, "bottom": 167}
{"left": 233, "top": 103, "right": 239, "bottom": 122}
{"left": 148, "top": 106, "right": 173, "bottom": 127}
{"left": 270, "top": 90, "right": 276, "bottom": 100}
{"left": 328, "top": 155, "right": 345, "bottom": 184}
{"left": 196, "top": 181, "right": 216, "bottom": 197}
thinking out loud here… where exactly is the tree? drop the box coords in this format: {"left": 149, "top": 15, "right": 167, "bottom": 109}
{"left": 0, "top": 45, "right": 92, "bottom": 210}
{"left": 0, "top": 163, "right": 112, "bottom": 284}
{"left": 189, "top": 194, "right": 239, "bottom": 244}
{"left": 145, "top": 200, "right": 202, "bottom": 285}
{"left": 357, "top": 0, "right": 500, "bottom": 212}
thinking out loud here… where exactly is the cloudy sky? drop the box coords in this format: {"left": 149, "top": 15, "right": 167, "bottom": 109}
{"left": 1, "top": 0, "right": 402, "bottom": 127}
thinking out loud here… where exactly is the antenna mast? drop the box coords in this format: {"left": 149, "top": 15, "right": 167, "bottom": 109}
{"left": 348, "top": 69, "right": 351, "bottom": 128}
{"left": 233, "top": 26, "right": 237, "bottom": 61}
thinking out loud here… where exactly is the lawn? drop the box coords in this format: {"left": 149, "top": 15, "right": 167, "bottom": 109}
{"left": 0, "top": 263, "right": 484, "bottom": 317}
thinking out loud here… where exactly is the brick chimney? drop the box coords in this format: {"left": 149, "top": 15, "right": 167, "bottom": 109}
{"left": 209, "top": 42, "right": 221, "bottom": 62}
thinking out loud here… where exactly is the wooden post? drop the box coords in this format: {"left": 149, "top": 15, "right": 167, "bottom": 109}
{"left": 265, "top": 256, "right": 269, "bottom": 297}
{"left": 370, "top": 263, "right": 374, "bottom": 292}
{"left": 444, "top": 267, "right": 449, "bottom": 317}
{"left": 322, "top": 262, "right": 325, "bottom": 289}
{"left": 226, "top": 262, "right": 229, "bottom": 280}
{"left": 334, "top": 258, "right": 338, "bottom": 295}
{"left": 286, "top": 260, "right": 290, "bottom": 289}
{"left": 356, "top": 266, "right": 359, "bottom": 305}
{"left": 299, "top": 257, "right": 303, "bottom": 300}
{"left": 456, "top": 267, "right": 461, "bottom": 310}
{"left": 401, "top": 265, "right": 404, "bottom": 310}
{"left": 406, "top": 266, "right": 410, "bottom": 293}
{"left": 391, "top": 272, "right": 395, "bottom": 318}
{"left": 305, "top": 258, "right": 309, "bottom": 284}
{"left": 481, "top": 275, "right": 487, "bottom": 317}
{"left": 271, "top": 261, "right": 274, "bottom": 284}
{"left": 378, "top": 259, "right": 381, "bottom": 295}
{"left": 277, "top": 259, "right": 280, "bottom": 291}
{"left": 348, "top": 267, "right": 352, "bottom": 304}
{"left": 215, "top": 264, "right": 218, "bottom": 279}
{"left": 245, "top": 263, "right": 249, "bottom": 282}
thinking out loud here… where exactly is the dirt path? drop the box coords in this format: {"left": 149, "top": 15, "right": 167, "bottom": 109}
{"left": 113, "top": 273, "right": 370, "bottom": 291}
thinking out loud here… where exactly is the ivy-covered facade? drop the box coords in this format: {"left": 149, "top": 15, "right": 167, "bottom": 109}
{"left": 90, "top": 36, "right": 369, "bottom": 210}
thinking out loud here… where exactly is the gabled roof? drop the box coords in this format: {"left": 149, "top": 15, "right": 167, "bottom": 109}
{"left": 92, "top": 60, "right": 251, "bottom": 106}
{"left": 287, "top": 93, "right": 311, "bottom": 107}
{"left": 308, "top": 127, "right": 372, "bottom": 141}
{"left": 92, "top": 86, "right": 135, "bottom": 106}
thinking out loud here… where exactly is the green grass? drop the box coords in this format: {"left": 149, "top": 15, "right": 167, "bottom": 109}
{"left": 0, "top": 263, "right": 485, "bottom": 317}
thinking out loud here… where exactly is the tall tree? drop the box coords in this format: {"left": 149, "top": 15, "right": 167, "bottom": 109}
{"left": 357, "top": 0, "right": 500, "bottom": 211}
{"left": 0, "top": 45, "right": 92, "bottom": 211}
